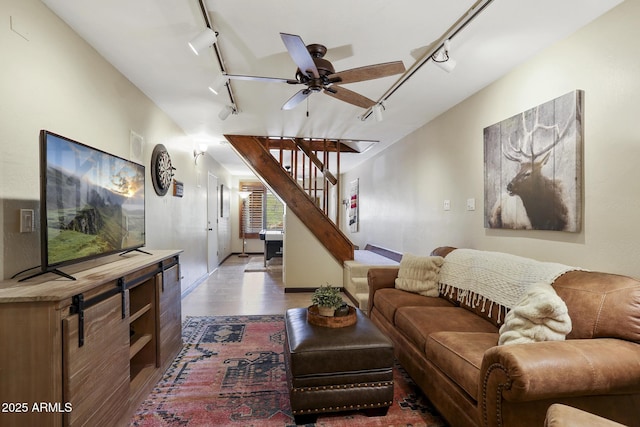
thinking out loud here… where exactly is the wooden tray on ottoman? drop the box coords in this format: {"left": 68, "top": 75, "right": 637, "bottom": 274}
{"left": 307, "top": 305, "right": 357, "bottom": 328}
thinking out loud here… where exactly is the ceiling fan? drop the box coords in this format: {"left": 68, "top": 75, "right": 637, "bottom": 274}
{"left": 226, "top": 33, "right": 406, "bottom": 110}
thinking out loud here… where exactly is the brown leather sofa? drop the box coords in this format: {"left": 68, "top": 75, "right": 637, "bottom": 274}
{"left": 367, "top": 247, "right": 640, "bottom": 427}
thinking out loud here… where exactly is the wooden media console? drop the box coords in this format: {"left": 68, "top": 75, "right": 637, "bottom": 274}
{"left": 0, "top": 250, "right": 182, "bottom": 426}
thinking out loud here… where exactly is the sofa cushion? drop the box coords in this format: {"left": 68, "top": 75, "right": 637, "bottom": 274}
{"left": 431, "top": 246, "right": 459, "bottom": 306}
{"left": 373, "top": 288, "right": 454, "bottom": 325}
{"left": 394, "top": 306, "right": 498, "bottom": 353}
{"left": 553, "top": 271, "right": 640, "bottom": 343}
{"left": 427, "top": 332, "right": 498, "bottom": 401}
{"left": 395, "top": 254, "right": 444, "bottom": 297}
{"left": 498, "top": 283, "right": 572, "bottom": 345}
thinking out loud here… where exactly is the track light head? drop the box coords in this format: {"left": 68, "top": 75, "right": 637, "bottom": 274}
{"left": 373, "top": 103, "right": 384, "bottom": 122}
{"left": 188, "top": 28, "right": 217, "bottom": 55}
{"left": 432, "top": 39, "right": 456, "bottom": 73}
{"left": 218, "top": 105, "right": 235, "bottom": 120}
{"left": 208, "top": 75, "right": 228, "bottom": 95}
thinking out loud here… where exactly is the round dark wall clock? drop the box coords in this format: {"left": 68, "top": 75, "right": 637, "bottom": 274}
{"left": 150, "top": 144, "right": 174, "bottom": 196}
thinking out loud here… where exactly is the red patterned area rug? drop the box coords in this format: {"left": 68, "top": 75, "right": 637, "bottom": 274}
{"left": 130, "top": 315, "right": 447, "bottom": 427}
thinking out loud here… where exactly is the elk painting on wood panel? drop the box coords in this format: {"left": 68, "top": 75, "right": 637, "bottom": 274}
{"left": 484, "top": 90, "right": 583, "bottom": 232}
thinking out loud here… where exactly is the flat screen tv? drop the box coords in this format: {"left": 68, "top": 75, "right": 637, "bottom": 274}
{"left": 24, "top": 130, "right": 146, "bottom": 281}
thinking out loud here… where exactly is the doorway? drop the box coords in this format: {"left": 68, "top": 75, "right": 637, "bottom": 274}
{"left": 207, "top": 173, "right": 219, "bottom": 273}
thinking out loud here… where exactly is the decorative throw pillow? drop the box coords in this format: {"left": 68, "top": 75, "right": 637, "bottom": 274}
{"left": 498, "top": 282, "right": 572, "bottom": 346}
{"left": 395, "top": 253, "right": 444, "bottom": 297}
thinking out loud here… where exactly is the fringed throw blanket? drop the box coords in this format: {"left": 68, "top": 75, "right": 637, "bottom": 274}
{"left": 438, "top": 249, "right": 578, "bottom": 323}
{"left": 498, "top": 283, "right": 572, "bottom": 345}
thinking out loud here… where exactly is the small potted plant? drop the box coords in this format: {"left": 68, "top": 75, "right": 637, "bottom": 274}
{"left": 311, "top": 285, "right": 343, "bottom": 317}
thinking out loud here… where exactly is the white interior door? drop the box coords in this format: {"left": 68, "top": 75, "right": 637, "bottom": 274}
{"left": 207, "top": 173, "right": 219, "bottom": 272}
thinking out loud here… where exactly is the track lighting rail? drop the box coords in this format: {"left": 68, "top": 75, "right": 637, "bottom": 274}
{"left": 361, "top": 0, "right": 494, "bottom": 121}
{"left": 195, "top": 0, "right": 239, "bottom": 114}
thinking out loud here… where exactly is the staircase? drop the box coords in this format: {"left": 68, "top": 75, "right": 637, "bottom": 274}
{"left": 224, "top": 135, "right": 355, "bottom": 264}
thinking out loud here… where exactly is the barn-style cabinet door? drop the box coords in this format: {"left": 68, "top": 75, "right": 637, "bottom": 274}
{"left": 62, "top": 290, "right": 129, "bottom": 426}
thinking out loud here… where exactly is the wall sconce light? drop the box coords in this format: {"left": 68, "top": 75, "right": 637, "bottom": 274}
{"left": 218, "top": 104, "right": 235, "bottom": 120}
{"left": 193, "top": 143, "right": 208, "bottom": 165}
{"left": 208, "top": 75, "right": 228, "bottom": 95}
{"left": 432, "top": 39, "right": 457, "bottom": 73}
{"left": 373, "top": 103, "right": 384, "bottom": 122}
{"left": 188, "top": 28, "right": 217, "bottom": 55}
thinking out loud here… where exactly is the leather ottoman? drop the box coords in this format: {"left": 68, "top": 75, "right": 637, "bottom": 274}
{"left": 284, "top": 307, "right": 394, "bottom": 423}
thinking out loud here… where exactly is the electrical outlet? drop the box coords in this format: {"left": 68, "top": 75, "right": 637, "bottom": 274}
{"left": 466, "top": 198, "right": 476, "bottom": 211}
{"left": 443, "top": 199, "right": 451, "bottom": 211}
{"left": 20, "top": 208, "right": 35, "bottom": 233}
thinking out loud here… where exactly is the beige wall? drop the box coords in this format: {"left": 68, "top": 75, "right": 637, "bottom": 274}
{"left": 0, "top": 0, "right": 232, "bottom": 288}
{"left": 342, "top": 1, "right": 640, "bottom": 277}
{"left": 284, "top": 212, "right": 343, "bottom": 288}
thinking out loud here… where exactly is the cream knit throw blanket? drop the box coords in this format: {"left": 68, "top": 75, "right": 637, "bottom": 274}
{"left": 439, "top": 249, "right": 577, "bottom": 322}
{"left": 498, "top": 283, "right": 572, "bottom": 345}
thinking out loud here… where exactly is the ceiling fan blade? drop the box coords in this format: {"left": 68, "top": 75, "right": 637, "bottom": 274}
{"left": 282, "top": 89, "right": 311, "bottom": 110}
{"left": 226, "top": 74, "right": 299, "bottom": 84}
{"left": 329, "top": 61, "right": 406, "bottom": 85}
{"left": 323, "top": 86, "right": 376, "bottom": 109}
{"left": 280, "top": 33, "right": 319, "bottom": 79}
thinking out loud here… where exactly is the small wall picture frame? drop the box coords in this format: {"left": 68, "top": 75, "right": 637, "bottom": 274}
{"left": 173, "top": 180, "right": 184, "bottom": 198}
{"left": 348, "top": 178, "right": 359, "bottom": 233}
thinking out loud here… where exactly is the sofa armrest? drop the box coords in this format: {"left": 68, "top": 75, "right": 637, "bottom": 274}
{"left": 481, "top": 339, "right": 640, "bottom": 425}
{"left": 367, "top": 267, "right": 399, "bottom": 316}
{"left": 545, "top": 404, "right": 627, "bottom": 427}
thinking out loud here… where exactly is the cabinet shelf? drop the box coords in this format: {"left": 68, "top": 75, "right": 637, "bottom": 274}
{"left": 130, "top": 363, "right": 156, "bottom": 391}
{"left": 129, "top": 302, "right": 151, "bottom": 323}
{"left": 129, "top": 333, "right": 152, "bottom": 359}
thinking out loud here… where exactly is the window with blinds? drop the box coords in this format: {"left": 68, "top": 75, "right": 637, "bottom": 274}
{"left": 239, "top": 182, "right": 284, "bottom": 238}
{"left": 239, "top": 182, "right": 265, "bottom": 239}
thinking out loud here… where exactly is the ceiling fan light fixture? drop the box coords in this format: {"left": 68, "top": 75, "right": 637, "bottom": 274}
{"left": 218, "top": 105, "right": 235, "bottom": 120}
{"left": 188, "top": 28, "right": 217, "bottom": 55}
{"left": 208, "top": 75, "right": 228, "bottom": 95}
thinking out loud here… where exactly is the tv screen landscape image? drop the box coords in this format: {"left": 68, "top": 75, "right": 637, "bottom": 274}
{"left": 41, "top": 130, "right": 146, "bottom": 272}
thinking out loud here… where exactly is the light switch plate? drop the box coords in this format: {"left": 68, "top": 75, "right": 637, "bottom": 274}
{"left": 466, "top": 198, "right": 476, "bottom": 211}
{"left": 443, "top": 199, "right": 451, "bottom": 211}
{"left": 20, "top": 208, "right": 35, "bottom": 233}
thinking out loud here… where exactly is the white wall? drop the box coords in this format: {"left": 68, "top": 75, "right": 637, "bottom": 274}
{"left": 0, "top": 0, "right": 232, "bottom": 289}
{"left": 342, "top": 0, "right": 640, "bottom": 277}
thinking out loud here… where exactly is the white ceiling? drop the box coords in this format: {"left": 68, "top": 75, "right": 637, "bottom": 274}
{"left": 41, "top": 0, "right": 622, "bottom": 175}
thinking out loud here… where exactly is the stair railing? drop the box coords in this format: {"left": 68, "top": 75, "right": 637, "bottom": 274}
{"left": 263, "top": 137, "right": 342, "bottom": 226}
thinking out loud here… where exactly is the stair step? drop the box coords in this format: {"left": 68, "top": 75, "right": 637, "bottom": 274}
{"left": 355, "top": 293, "right": 369, "bottom": 313}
